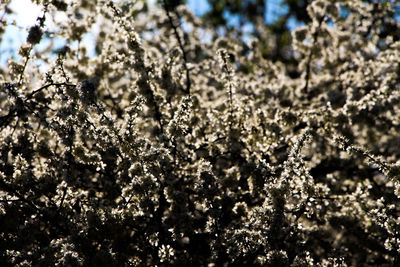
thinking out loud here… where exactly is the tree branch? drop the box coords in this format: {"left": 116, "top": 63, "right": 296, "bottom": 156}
{"left": 303, "top": 15, "right": 325, "bottom": 94}
{"left": 163, "top": 0, "right": 191, "bottom": 95}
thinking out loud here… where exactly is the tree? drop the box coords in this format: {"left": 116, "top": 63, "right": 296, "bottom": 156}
{"left": 1, "top": 0, "right": 400, "bottom": 266}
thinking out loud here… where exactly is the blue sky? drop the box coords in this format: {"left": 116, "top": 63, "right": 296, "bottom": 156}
{"left": 188, "top": 0, "right": 211, "bottom": 16}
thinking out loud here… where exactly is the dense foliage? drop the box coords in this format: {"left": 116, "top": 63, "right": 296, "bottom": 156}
{"left": 1, "top": 0, "right": 400, "bottom": 265}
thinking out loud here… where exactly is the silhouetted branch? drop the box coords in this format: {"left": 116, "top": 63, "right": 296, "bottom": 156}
{"left": 163, "top": 0, "right": 191, "bottom": 95}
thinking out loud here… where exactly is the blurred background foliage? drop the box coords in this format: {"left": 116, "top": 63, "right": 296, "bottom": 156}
{"left": 199, "top": 0, "right": 310, "bottom": 66}
{"left": 159, "top": 0, "right": 310, "bottom": 78}
{"left": 3, "top": 0, "right": 397, "bottom": 76}
{"left": 159, "top": 0, "right": 400, "bottom": 78}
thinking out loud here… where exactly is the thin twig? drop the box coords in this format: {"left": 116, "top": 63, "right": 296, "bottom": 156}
{"left": 17, "top": 4, "right": 49, "bottom": 86}
{"left": 17, "top": 52, "right": 32, "bottom": 86}
{"left": 303, "top": 15, "right": 325, "bottom": 94}
{"left": 27, "top": 82, "right": 75, "bottom": 99}
{"left": 163, "top": 0, "right": 191, "bottom": 95}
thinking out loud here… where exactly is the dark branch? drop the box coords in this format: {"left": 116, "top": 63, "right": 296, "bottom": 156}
{"left": 163, "top": 0, "right": 191, "bottom": 96}
{"left": 303, "top": 15, "right": 325, "bottom": 94}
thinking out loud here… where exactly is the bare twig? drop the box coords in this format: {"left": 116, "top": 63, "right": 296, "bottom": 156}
{"left": 163, "top": 0, "right": 191, "bottom": 95}
{"left": 303, "top": 15, "right": 325, "bottom": 94}
{"left": 27, "top": 82, "right": 76, "bottom": 99}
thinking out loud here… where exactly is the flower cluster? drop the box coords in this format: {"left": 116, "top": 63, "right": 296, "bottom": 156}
{"left": 0, "top": 0, "right": 400, "bottom": 265}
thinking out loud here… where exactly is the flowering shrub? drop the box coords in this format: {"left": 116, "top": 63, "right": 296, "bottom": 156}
{"left": 1, "top": 0, "right": 400, "bottom": 265}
